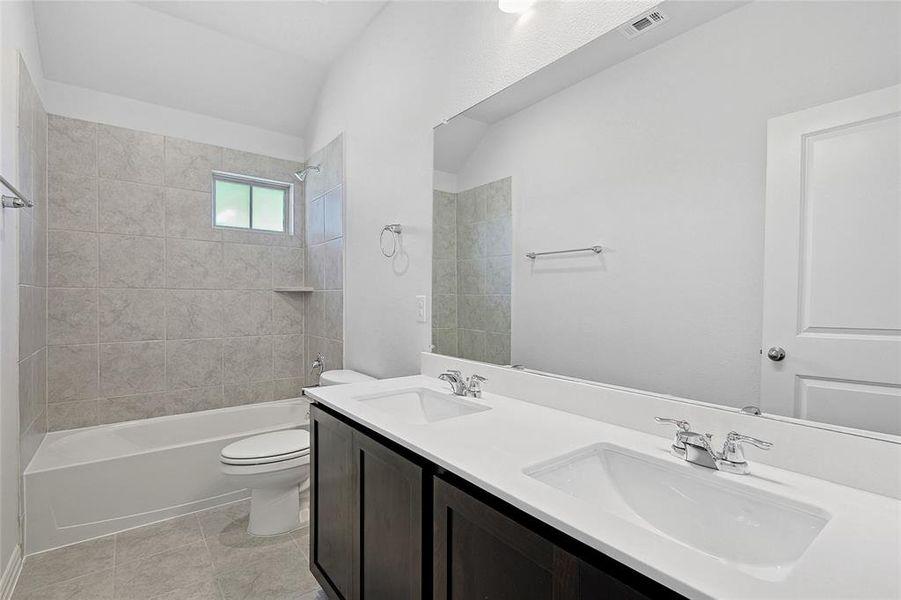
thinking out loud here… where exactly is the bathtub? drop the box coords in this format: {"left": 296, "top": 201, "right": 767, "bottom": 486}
{"left": 24, "top": 398, "right": 308, "bottom": 554}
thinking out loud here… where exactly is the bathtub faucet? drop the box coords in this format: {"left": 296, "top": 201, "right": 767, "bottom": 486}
{"left": 310, "top": 353, "right": 325, "bottom": 383}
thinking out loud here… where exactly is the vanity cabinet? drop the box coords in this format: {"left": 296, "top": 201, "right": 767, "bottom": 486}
{"left": 311, "top": 403, "right": 680, "bottom": 600}
{"left": 310, "top": 405, "right": 424, "bottom": 600}
{"left": 433, "top": 476, "right": 660, "bottom": 600}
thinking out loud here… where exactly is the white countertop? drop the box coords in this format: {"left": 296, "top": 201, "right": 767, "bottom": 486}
{"left": 305, "top": 375, "right": 901, "bottom": 600}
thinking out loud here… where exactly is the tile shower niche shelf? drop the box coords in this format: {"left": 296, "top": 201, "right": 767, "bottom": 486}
{"left": 273, "top": 287, "right": 315, "bottom": 293}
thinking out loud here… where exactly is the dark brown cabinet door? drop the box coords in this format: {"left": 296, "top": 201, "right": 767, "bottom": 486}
{"left": 353, "top": 431, "right": 423, "bottom": 600}
{"left": 433, "top": 477, "right": 575, "bottom": 600}
{"left": 433, "top": 477, "right": 666, "bottom": 600}
{"left": 310, "top": 405, "right": 355, "bottom": 600}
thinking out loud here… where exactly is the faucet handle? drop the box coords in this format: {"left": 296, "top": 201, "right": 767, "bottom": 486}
{"left": 721, "top": 431, "right": 772, "bottom": 465}
{"left": 726, "top": 431, "right": 772, "bottom": 450}
{"left": 655, "top": 417, "right": 691, "bottom": 452}
{"left": 655, "top": 417, "right": 690, "bottom": 431}
{"left": 465, "top": 374, "right": 487, "bottom": 398}
{"left": 443, "top": 369, "right": 462, "bottom": 378}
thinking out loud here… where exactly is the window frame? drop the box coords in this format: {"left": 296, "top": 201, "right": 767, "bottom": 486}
{"left": 211, "top": 170, "right": 294, "bottom": 234}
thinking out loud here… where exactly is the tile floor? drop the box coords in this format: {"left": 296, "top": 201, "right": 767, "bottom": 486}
{"left": 12, "top": 500, "right": 327, "bottom": 599}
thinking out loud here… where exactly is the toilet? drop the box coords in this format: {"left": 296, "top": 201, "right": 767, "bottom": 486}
{"left": 220, "top": 429, "right": 310, "bottom": 536}
{"left": 319, "top": 369, "right": 376, "bottom": 386}
{"left": 219, "top": 370, "right": 374, "bottom": 536}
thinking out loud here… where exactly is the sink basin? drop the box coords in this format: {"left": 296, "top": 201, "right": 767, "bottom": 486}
{"left": 354, "top": 388, "right": 490, "bottom": 424}
{"left": 525, "top": 443, "right": 830, "bottom": 579}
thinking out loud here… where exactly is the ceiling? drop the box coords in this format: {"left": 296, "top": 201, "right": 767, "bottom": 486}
{"left": 33, "top": 1, "right": 389, "bottom": 137}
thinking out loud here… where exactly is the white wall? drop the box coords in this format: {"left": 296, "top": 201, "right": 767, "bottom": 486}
{"left": 42, "top": 80, "right": 305, "bottom": 162}
{"left": 0, "top": 0, "right": 43, "bottom": 580}
{"left": 305, "top": 0, "right": 657, "bottom": 378}
{"left": 450, "top": 1, "right": 900, "bottom": 407}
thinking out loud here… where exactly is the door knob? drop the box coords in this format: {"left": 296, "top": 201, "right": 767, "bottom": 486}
{"left": 766, "top": 346, "right": 786, "bottom": 362}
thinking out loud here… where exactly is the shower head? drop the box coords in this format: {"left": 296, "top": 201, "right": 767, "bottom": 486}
{"left": 293, "top": 165, "right": 321, "bottom": 182}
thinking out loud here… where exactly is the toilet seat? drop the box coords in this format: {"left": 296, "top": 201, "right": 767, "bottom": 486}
{"left": 220, "top": 430, "right": 310, "bottom": 466}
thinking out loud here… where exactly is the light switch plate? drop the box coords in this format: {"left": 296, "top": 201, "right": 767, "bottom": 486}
{"left": 416, "top": 295, "right": 427, "bottom": 323}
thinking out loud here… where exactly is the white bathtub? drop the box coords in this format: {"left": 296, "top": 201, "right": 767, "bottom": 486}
{"left": 24, "top": 399, "right": 308, "bottom": 554}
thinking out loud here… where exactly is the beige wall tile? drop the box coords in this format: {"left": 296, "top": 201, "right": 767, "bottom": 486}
{"left": 272, "top": 378, "right": 305, "bottom": 401}
{"left": 98, "top": 124, "right": 164, "bottom": 184}
{"left": 271, "top": 292, "right": 304, "bottom": 334}
{"left": 273, "top": 334, "right": 304, "bottom": 379}
{"left": 166, "top": 239, "right": 223, "bottom": 289}
{"left": 221, "top": 290, "right": 271, "bottom": 337}
{"left": 98, "top": 180, "right": 165, "bottom": 236}
{"left": 165, "top": 290, "right": 222, "bottom": 339}
{"left": 34, "top": 223, "right": 48, "bottom": 287}
{"left": 166, "top": 339, "right": 222, "bottom": 390}
{"left": 223, "top": 381, "right": 273, "bottom": 407}
{"left": 100, "top": 341, "right": 165, "bottom": 397}
{"left": 223, "top": 336, "right": 272, "bottom": 384}
{"left": 48, "top": 344, "right": 98, "bottom": 402}
{"left": 48, "top": 230, "right": 98, "bottom": 287}
{"left": 165, "top": 386, "right": 224, "bottom": 415}
{"left": 272, "top": 247, "right": 304, "bottom": 288}
{"left": 18, "top": 214, "right": 33, "bottom": 286}
{"left": 304, "top": 135, "right": 342, "bottom": 200}
{"left": 164, "top": 138, "right": 221, "bottom": 192}
{"left": 99, "top": 234, "right": 165, "bottom": 288}
{"left": 48, "top": 287, "right": 98, "bottom": 345}
{"left": 49, "top": 173, "right": 98, "bottom": 232}
{"left": 223, "top": 243, "right": 272, "bottom": 289}
{"left": 99, "top": 289, "right": 165, "bottom": 342}
{"left": 96, "top": 393, "right": 167, "bottom": 425}
{"left": 323, "top": 187, "right": 343, "bottom": 242}
{"left": 303, "top": 291, "right": 323, "bottom": 338}
{"left": 305, "top": 197, "right": 324, "bottom": 246}
{"left": 165, "top": 188, "right": 220, "bottom": 241}
{"left": 18, "top": 286, "right": 34, "bottom": 359}
{"left": 48, "top": 399, "right": 98, "bottom": 431}
{"left": 48, "top": 115, "right": 97, "bottom": 177}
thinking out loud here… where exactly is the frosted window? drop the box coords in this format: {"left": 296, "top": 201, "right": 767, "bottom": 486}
{"left": 214, "top": 180, "right": 250, "bottom": 228}
{"left": 252, "top": 186, "right": 286, "bottom": 232}
{"left": 213, "top": 173, "right": 290, "bottom": 233}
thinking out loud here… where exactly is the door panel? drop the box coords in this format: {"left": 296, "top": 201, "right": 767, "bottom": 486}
{"left": 311, "top": 405, "right": 355, "bottom": 599}
{"left": 761, "top": 84, "right": 901, "bottom": 435}
{"left": 433, "top": 477, "right": 567, "bottom": 600}
{"left": 353, "top": 431, "right": 422, "bottom": 600}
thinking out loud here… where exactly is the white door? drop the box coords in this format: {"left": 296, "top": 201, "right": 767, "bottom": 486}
{"left": 761, "top": 84, "right": 901, "bottom": 436}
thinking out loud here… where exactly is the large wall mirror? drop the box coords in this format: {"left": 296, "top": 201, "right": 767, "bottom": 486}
{"left": 431, "top": 1, "right": 900, "bottom": 440}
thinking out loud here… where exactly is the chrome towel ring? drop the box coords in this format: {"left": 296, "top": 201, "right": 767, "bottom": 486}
{"left": 380, "top": 224, "right": 403, "bottom": 257}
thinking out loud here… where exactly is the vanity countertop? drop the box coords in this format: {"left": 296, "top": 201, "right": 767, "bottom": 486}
{"left": 305, "top": 375, "right": 901, "bottom": 600}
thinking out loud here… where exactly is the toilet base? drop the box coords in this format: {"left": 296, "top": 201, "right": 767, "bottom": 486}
{"left": 248, "top": 483, "right": 301, "bottom": 536}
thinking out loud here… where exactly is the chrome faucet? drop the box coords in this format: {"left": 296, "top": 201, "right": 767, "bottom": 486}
{"left": 438, "top": 370, "right": 466, "bottom": 395}
{"left": 655, "top": 417, "right": 772, "bottom": 475}
{"left": 310, "top": 353, "right": 325, "bottom": 384}
{"left": 465, "top": 374, "right": 487, "bottom": 398}
{"left": 438, "top": 370, "right": 488, "bottom": 398}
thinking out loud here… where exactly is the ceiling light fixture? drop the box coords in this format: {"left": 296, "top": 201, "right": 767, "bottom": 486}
{"left": 499, "top": 0, "right": 536, "bottom": 14}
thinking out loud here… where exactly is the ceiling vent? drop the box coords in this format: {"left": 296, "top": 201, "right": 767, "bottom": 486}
{"left": 619, "top": 8, "right": 669, "bottom": 39}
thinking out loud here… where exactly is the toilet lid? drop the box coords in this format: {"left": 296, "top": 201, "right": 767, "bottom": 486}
{"left": 320, "top": 369, "right": 376, "bottom": 386}
{"left": 220, "top": 430, "right": 310, "bottom": 465}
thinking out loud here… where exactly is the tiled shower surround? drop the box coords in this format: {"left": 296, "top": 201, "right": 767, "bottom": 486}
{"left": 302, "top": 136, "right": 345, "bottom": 375}
{"left": 17, "top": 58, "right": 49, "bottom": 486}
{"left": 432, "top": 178, "right": 511, "bottom": 364}
{"left": 44, "top": 115, "right": 344, "bottom": 431}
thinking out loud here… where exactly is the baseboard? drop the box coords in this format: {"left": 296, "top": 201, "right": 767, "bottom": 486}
{"left": 0, "top": 545, "right": 22, "bottom": 600}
